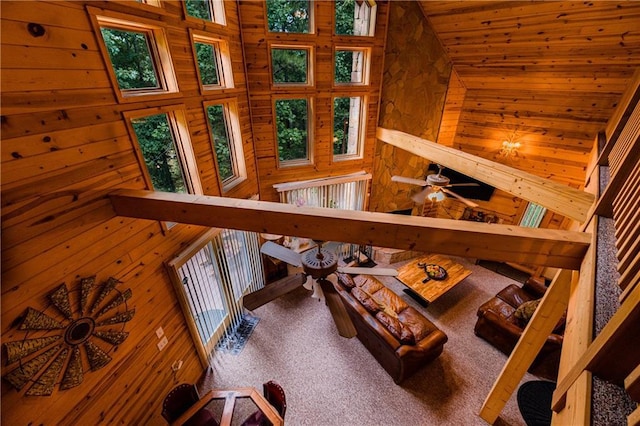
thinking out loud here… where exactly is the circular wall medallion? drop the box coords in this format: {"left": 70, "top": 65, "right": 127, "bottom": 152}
{"left": 2, "top": 276, "right": 135, "bottom": 396}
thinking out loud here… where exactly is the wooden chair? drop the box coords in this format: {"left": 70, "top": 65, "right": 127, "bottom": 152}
{"left": 241, "top": 381, "right": 286, "bottom": 426}
{"left": 161, "top": 383, "right": 219, "bottom": 426}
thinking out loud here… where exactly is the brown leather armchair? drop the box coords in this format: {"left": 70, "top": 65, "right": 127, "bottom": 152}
{"left": 474, "top": 276, "right": 564, "bottom": 381}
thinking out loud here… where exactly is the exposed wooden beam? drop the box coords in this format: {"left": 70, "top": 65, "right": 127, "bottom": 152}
{"left": 376, "top": 127, "right": 595, "bottom": 223}
{"left": 109, "top": 189, "right": 590, "bottom": 270}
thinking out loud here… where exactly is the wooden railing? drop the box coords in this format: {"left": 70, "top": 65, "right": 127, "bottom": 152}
{"left": 550, "top": 70, "right": 640, "bottom": 424}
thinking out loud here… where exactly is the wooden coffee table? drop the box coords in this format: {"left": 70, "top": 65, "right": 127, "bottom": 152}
{"left": 396, "top": 254, "right": 472, "bottom": 306}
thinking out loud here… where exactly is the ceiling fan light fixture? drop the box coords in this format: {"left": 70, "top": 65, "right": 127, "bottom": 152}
{"left": 427, "top": 191, "right": 446, "bottom": 202}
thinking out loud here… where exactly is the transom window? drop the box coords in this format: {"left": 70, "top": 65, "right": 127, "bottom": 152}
{"left": 90, "top": 9, "right": 179, "bottom": 101}
{"left": 520, "top": 202, "right": 547, "bottom": 228}
{"left": 335, "top": 0, "right": 377, "bottom": 36}
{"left": 275, "top": 98, "right": 312, "bottom": 166}
{"left": 333, "top": 96, "right": 365, "bottom": 160}
{"left": 184, "top": 0, "right": 226, "bottom": 25}
{"left": 125, "top": 107, "right": 202, "bottom": 195}
{"left": 191, "top": 32, "right": 234, "bottom": 91}
{"left": 335, "top": 48, "right": 369, "bottom": 85}
{"left": 271, "top": 46, "right": 312, "bottom": 85}
{"left": 204, "top": 101, "right": 247, "bottom": 191}
{"left": 266, "top": 0, "right": 312, "bottom": 33}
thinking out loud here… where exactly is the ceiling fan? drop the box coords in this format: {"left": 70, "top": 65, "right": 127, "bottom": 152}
{"left": 392, "top": 164, "right": 480, "bottom": 208}
{"left": 243, "top": 240, "right": 397, "bottom": 338}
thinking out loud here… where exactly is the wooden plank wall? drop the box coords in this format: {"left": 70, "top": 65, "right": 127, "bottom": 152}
{"left": 1, "top": 1, "right": 258, "bottom": 424}
{"left": 418, "top": 1, "right": 640, "bottom": 191}
{"left": 238, "top": 0, "right": 389, "bottom": 201}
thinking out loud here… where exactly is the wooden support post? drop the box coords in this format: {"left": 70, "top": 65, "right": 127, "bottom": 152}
{"left": 551, "top": 218, "right": 597, "bottom": 424}
{"left": 479, "top": 269, "right": 573, "bottom": 424}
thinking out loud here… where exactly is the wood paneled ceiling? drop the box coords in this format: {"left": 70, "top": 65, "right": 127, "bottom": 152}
{"left": 417, "top": 1, "right": 640, "bottom": 188}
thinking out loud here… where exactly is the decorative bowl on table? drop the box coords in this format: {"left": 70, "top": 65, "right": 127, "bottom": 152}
{"left": 423, "top": 264, "right": 447, "bottom": 280}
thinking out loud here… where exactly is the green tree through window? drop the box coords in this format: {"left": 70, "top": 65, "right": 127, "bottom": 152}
{"left": 131, "top": 114, "right": 187, "bottom": 193}
{"left": 276, "top": 99, "right": 308, "bottom": 162}
{"left": 272, "top": 48, "right": 307, "bottom": 83}
{"left": 101, "top": 27, "right": 158, "bottom": 90}
{"left": 206, "top": 105, "right": 234, "bottom": 181}
{"left": 185, "top": 0, "right": 212, "bottom": 20}
{"left": 195, "top": 42, "right": 220, "bottom": 86}
{"left": 266, "top": 0, "right": 310, "bottom": 33}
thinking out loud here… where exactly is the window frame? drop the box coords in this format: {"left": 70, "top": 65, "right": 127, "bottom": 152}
{"left": 332, "top": 95, "right": 367, "bottom": 162}
{"left": 273, "top": 96, "right": 314, "bottom": 168}
{"left": 334, "top": 47, "right": 371, "bottom": 86}
{"left": 182, "top": 0, "right": 227, "bottom": 26}
{"left": 88, "top": 7, "right": 179, "bottom": 103}
{"left": 190, "top": 30, "right": 235, "bottom": 93}
{"left": 203, "top": 99, "right": 247, "bottom": 193}
{"left": 123, "top": 105, "right": 203, "bottom": 196}
{"left": 269, "top": 44, "right": 314, "bottom": 87}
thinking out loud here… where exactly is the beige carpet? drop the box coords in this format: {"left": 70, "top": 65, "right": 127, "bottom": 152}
{"left": 206, "top": 256, "right": 539, "bottom": 425}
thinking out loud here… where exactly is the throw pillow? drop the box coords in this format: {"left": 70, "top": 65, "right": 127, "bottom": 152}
{"left": 351, "top": 287, "right": 380, "bottom": 314}
{"left": 375, "top": 311, "right": 416, "bottom": 345}
{"left": 336, "top": 272, "right": 356, "bottom": 290}
{"left": 514, "top": 299, "right": 540, "bottom": 326}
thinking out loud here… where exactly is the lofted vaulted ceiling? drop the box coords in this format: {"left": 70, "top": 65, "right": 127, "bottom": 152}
{"left": 417, "top": 1, "right": 640, "bottom": 188}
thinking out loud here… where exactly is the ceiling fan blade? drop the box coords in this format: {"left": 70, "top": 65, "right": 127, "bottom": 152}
{"left": 243, "top": 273, "right": 307, "bottom": 311}
{"left": 337, "top": 266, "right": 398, "bottom": 277}
{"left": 445, "top": 183, "right": 480, "bottom": 187}
{"left": 411, "top": 187, "right": 432, "bottom": 203}
{"left": 318, "top": 279, "right": 357, "bottom": 338}
{"left": 391, "top": 176, "right": 429, "bottom": 186}
{"left": 260, "top": 241, "right": 303, "bottom": 267}
{"left": 441, "top": 187, "right": 479, "bottom": 208}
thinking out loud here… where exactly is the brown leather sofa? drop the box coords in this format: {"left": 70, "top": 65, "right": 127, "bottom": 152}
{"left": 474, "top": 276, "right": 564, "bottom": 381}
{"left": 334, "top": 273, "right": 448, "bottom": 384}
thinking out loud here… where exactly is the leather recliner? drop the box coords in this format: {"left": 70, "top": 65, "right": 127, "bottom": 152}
{"left": 474, "top": 276, "right": 564, "bottom": 381}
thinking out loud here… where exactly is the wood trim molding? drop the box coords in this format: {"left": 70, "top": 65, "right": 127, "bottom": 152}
{"left": 108, "top": 189, "right": 590, "bottom": 269}
{"left": 376, "top": 127, "right": 595, "bottom": 223}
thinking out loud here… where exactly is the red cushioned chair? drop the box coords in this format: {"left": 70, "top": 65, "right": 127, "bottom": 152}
{"left": 241, "top": 381, "right": 286, "bottom": 426}
{"left": 162, "top": 383, "right": 219, "bottom": 426}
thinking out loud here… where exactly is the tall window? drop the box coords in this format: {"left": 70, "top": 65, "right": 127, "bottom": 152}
{"left": 275, "top": 98, "right": 311, "bottom": 166}
{"left": 90, "top": 9, "right": 179, "bottom": 101}
{"left": 266, "top": 0, "right": 312, "bottom": 33}
{"left": 126, "top": 107, "right": 202, "bottom": 195}
{"left": 191, "top": 32, "right": 234, "bottom": 91}
{"left": 166, "top": 229, "right": 264, "bottom": 364}
{"left": 333, "top": 96, "right": 365, "bottom": 160}
{"left": 185, "top": 0, "right": 226, "bottom": 25}
{"left": 335, "top": 0, "right": 376, "bottom": 36}
{"left": 205, "top": 101, "right": 247, "bottom": 191}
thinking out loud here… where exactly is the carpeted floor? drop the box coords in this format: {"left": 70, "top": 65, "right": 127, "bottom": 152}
{"left": 205, "top": 256, "right": 539, "bottom": 425}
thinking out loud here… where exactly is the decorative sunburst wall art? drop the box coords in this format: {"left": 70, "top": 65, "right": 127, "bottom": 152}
{"left": 2, "top": 276, "right": 135, "bottom": 396}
